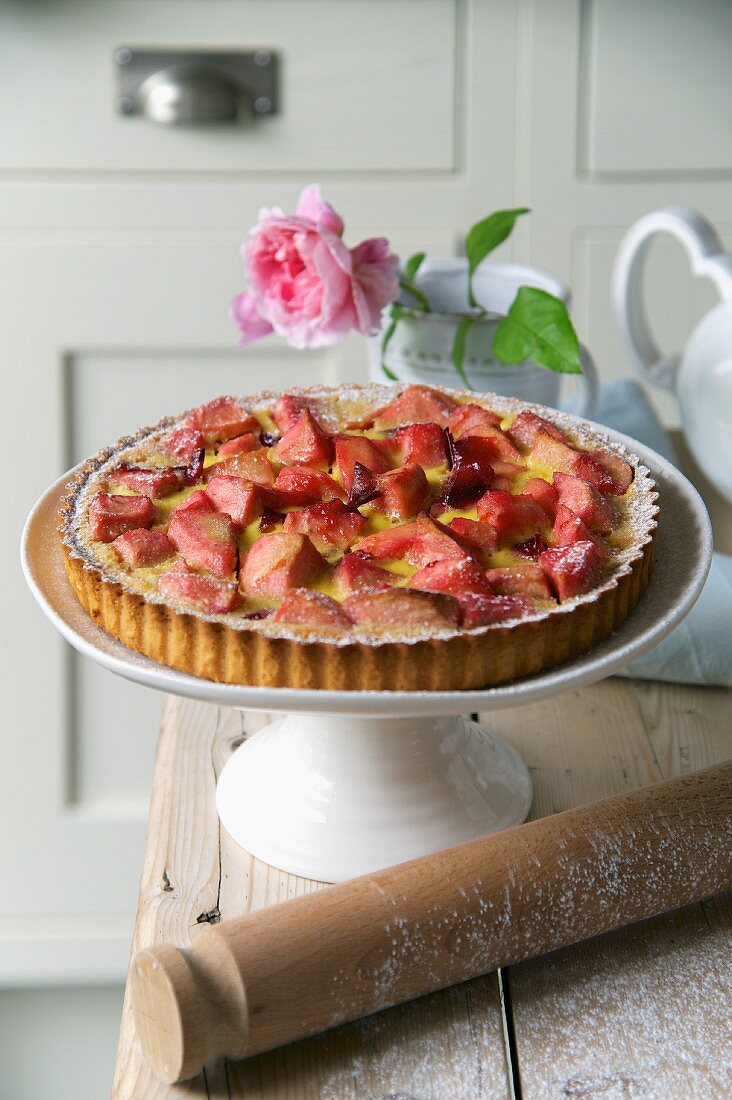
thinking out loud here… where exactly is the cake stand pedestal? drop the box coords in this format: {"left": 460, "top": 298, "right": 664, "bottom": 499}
{"left": 22, "top": 430, "right": 712, "bottom": 882}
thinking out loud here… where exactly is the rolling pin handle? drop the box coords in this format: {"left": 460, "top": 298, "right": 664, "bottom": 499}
{"left": 130, "top": 933, "right": 249, "bottom": 1084}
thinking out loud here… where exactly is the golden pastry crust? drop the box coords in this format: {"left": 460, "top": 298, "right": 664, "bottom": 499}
{"left": 58, "top": 384, "right": 658, "bottom": 690}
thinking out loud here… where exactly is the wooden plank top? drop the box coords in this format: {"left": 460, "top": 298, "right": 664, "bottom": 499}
{"left": 112, "top": 680, "right": 731, "bottom": 1099}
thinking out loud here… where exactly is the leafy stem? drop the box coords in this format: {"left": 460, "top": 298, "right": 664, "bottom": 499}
{"left": 465, "top": 208, "right": 530, "bottom": 307}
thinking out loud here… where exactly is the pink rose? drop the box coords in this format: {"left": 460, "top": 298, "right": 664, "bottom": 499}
{"left": 230, "top": 184, "right": 399, "bottom": 349}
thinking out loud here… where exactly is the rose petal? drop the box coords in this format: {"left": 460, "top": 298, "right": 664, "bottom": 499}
{"left": 229, "top": 291, "right": 274, "bottom": 345}
{"left": 296, "top": 183, "right": 345, "bottom": 237}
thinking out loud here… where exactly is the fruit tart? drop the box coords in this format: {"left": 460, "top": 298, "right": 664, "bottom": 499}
{"left": 58, "top": 384, "right": 658, "bottom": 691}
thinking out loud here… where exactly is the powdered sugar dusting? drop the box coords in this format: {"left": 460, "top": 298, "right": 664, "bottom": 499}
{"left": 59, "top": 383, "right": 658, "bottom": 648}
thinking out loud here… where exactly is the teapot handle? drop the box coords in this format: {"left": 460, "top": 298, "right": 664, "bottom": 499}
{"left": 612, "top": 205, "right": 732, "bottom": 391}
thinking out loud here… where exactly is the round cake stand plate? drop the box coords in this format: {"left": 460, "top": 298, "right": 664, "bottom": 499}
{"left": 22, "top": 432, "right": 712, "bottom": 882}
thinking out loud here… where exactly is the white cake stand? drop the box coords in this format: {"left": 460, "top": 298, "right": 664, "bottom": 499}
{"left": 22, "top": 431, "right": 712, "bottom": 882}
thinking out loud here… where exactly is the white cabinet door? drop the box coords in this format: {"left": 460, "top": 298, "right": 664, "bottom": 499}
{"left": 2, "top": 0, "right": 521, "bottom": 984}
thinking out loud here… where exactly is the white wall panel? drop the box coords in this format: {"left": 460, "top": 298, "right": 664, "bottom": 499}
{"left": 579, "top": 0, "right": 732, "bottom": 176}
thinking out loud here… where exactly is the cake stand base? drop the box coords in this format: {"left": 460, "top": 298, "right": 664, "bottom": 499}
{"left": 215, "top": 713, "right": 532, "bottom": 882}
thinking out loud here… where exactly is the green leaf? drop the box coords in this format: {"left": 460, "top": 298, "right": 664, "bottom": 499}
{"left": 399, "top": 252, "right": 430, "bottom": 311}
{"left": 380, "top": 304, "right": 404, "bottom": 379}
{"left": 404, "top": 251, "right": 426, "bottom": 283}
{"left": 492, "top": 287, "right": 582, "bottom": 375}
{"left": 450, "top": 315, "right": 475, "bottom": 389}
{"left": 465, "top": 207, "right": 530, "bottom": 306}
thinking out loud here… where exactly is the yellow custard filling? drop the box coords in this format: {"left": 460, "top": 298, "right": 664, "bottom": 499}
{"left": 91, "top": 393, "right": 633, "bottom": 617}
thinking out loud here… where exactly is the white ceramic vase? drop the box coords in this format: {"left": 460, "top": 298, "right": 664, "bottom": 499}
{"left": 368, "top": 259, "right": 599, "bottom": 418}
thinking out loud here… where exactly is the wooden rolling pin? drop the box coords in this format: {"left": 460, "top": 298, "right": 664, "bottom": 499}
{"left": 131, "top": 761, "right": 732, "bottom": 1083}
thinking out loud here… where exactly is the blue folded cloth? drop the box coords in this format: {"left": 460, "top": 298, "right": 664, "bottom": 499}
{"left": 593, "top": 379, "right": 731, "bottom": 687}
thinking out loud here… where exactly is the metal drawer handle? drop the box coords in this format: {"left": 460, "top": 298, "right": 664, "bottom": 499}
{"left": 137, "top": 65, "right": 249, "bottom": 125}
{"left": 115, "top": 48, "right": 279, "bottom": 126}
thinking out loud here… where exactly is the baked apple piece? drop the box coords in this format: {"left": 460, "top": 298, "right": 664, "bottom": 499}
{"left": 486, "top": 563, "right": 554, "bottom": 600}
{"left": 540, "top": 541, "right": 603, "bottom": 601}
{"left": 521, "top": 477, "right": 559, "bottom": 521}
{"left": 332, "top": 551, "right": 396, "bottom": 595}
{"left": 372, "top": 384, "right": 457, "bottom": 430}
{"left": 205, "top": 476, "right": 263, "bottom": 529}
{"left": 553, "top": 472, "right": 619, "bottom": 534}
{"left": 273, "top": 590, "right": 352, "bottom": 630}
{"left": 283, "top": 500, "right": 365, "bottom": 552}
{"left": 446, "top": 517, "right": 498, "bottom": 563}
{"left": 159, "top": 560, "right": 241, "bottom": 614}
{"left": 217, "top": 432, "right": 261, "bottom": 458}
{"left": 409, "top": 557, "right": 493, "bottom": 598}
{"left": 186, "top": 396, "right": 259, "bottom": 445}
{"left": 240, "top": 532, "right": 323, "bottom": 598}
{"left": 476, "top": 490, "right": 549, "bottom": 547}
{"left": 334, "top": 434, "right": 392, "bottom": 492}
{"left": 447, "top": 402, "right": 502, "bottom": 439}
{"left": 88, "top": 493, "right": 155, "bottom": 542}
{"left": 161, "top": 427, "right": 204, "bottom": 463}
{"left": 113, "top": 529, "right": 175, "bottom": 568}
{"left": 167, "top": 499, "right": 238, "bottom": 579}
{"left": 275, "top": 408, "right": 334, "bottom": 468}
{"left": 354, "top": 514, "right": 469, "bottom": 568}
{"left": 458, "top": 593, "right": 535, "bottom": 629}
{"left": 344, "top": 587, "right": 460, "bottom": 631}
{"left": 395, "top": 422, "right": 448, "bottom": 468}
{"left": 274, "top": 466, "right": 347, "bottom": 504}
{"left": 506, "top": 410, "right": 570, "bottom": 450}
{"left": 210, "top": 448, "right": 275, "bottom": 487}
{"left": 372, "top": 464, "right": 431, "bottom": 520}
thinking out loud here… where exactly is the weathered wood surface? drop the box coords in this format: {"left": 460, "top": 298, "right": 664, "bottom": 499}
{"left": 111, "top": 698, "right": 511, "bottom": 1099}
{"left": 112, "top": 681, "right": 731, "bottom": 1099}
{"left": 495, "top": 680, "right": 732, "bottom": 1100}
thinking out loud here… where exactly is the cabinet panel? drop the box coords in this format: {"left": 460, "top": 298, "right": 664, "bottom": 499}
{"left": 0, "top": 0, "right": 457, "bottom": 175}
{"left": 580, "top": 0, "right": 732, "bottom": 175}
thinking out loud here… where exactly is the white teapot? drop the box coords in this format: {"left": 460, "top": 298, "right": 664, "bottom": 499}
{"left": 613, "top": 205, "right": 732, "bottom": 503}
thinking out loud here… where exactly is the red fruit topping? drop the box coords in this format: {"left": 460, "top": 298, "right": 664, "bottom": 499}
{"left": 217, "top": 432, "right": 261, "bottom": 458}
{"left": 447, "top": 402, "right": 502, "bottom": 439}
{"left": 259, "top": 508, "right": 284, "bottom": 533}
{"left": 447, "top": 432, "right": 501, "bottom": 469}
{"left": 578, "top": 449, "right": 634, "bottom": 496}
{"left": 273, "top": 393, "right": 315, "bottom": 433}
{"left": 506, "top": 410, "right": 569, "bottom": 451}
{"left": 284, "top": 500, "right": 365, "bottom": 552}
{"left": 486, "top": 563, "right": 554, "bottom": 600}
{"left": 240, "top": 532, "right": 323, "bottom": 598}
{"left": 172, "top": 489, "right": 214, "bottom": 515}
{"left": 476, "top": 490, "right": 549, "bottom": 546}
{"left": 167, "top": 507, "right": 237, "bottom": 579}
{"left": 540, "top": 541, "right": 603, "bottom": 601}
{"left": 410, "top": 557, "right": 493, "bottom": 599}
{"left": 88, "top": 493, "right": 155, "bottom": 543}
{"left": 112, "top": 528, "right": 175, "bottom": 567}
{"left": 553, "top": 471, "right": 619, "bottom": 534}
{"left": 552, "top": 505, "right": 607, "bottom": 559}
{"left": 183, "top": 448, "right": 206, "bottom": 486}
{"left": 447, "top": 517, "right": 498, "bottom": 562}
{"left": 274, "top": 466, "right": 347, "bottom": 504}
{"left": 438, "top": 461, "right": 494, "bottom": 508}
{"left": 354, "top": 514, "right": 469, "bottom": 568}
{"left": 273, "top": 590, "right": 352, "bottom": 630}
{"left": 396, "top": 422, "right": 449, "bottom": 468}
{"left": 209, "top": 448, "right": 276, "bottom": 487}
{"left": 275, "top": 408, "right": 334, "bottom": 468}
{"left": 347, "top": 462, "right": 381, "bottom": 509}
{"left": 529, "top": 429, "right": 583, "bottom": 475}
{"left": 373, "top": 463, "right": 431, "bottom": 519}
{"left": 334, "top": 434, "right": 392, "bottom": 492}
{"left": 515, "top": 533, "right": 548, "bottom": 561}
{"left": 343, "top": 588, "right": 460, "bottom": 631}
{"left": 372, "top": 385, "right": 457, "bottom": 430}
{"left": 205, "top": 476, "right": 263, "bottom": 529}
{"left": 521, "top": 477, "right": 559, "bottom": 520}
{"left": 158, "top": 560, "right": 241, "bottom": 615}
{"left": 186, "top": 396, "right": 258, "bottom": 445}
{"left": 161, "top": 427, "right": 204, "bottom": 463}
{"left": 333, "top": 551, "right": 396, "bottom": 595}
{"left": 108, "top": 463, "right": 182, "bottom": 499}
{"left": 458, "top": 593, "right": 535, "bottom": 629}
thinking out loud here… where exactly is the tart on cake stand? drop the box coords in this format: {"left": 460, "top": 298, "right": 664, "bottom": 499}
{"left": 22, "top": 429, "right": 712, "bottom": 883}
